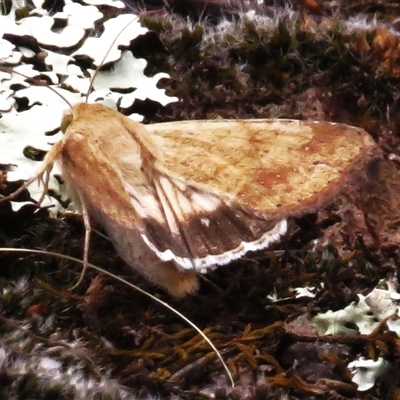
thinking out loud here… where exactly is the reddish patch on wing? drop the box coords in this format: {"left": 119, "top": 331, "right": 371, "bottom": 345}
{"left": 299, "top": 139, "right": 324, "bottom": 154}
{"left": 256, "top": 167, "right": 294, "bottom": 192}
{"left": 300, "top": 124, "right": 346, "bottom": 155}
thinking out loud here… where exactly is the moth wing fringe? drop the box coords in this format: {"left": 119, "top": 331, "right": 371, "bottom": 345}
{"left": 141, "top": 219, "right": 287, "bottom": 270}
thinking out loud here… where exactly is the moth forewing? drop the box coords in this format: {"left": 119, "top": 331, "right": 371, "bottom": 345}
{"left": 147, "top": 119, "right": 377, "bottom": 216}
{"left": 133, "top": 118, "right": 376, "bottom": 272}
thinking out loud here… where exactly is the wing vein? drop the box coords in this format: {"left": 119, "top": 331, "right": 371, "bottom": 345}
{"left": 155, "top": 175, "right": 196, "bottom": 264}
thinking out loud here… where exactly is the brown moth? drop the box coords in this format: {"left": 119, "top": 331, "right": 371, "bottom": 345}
{"left": 0, "top": 13, "right": 377, "bottom": 298}
{"left": 25, "top": 103, "right": 375, "bottom": 298}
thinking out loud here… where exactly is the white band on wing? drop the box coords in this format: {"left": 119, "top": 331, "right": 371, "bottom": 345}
{"left": 141, "top": 219, "right": 287, "bottom": 271}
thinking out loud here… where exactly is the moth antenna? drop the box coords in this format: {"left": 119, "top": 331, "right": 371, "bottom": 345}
{"left": 0, "top": 66, "right": 73, "bottom": 108}
{"left": 85, "top": 16, "right": 139, "bottom": 103}
{"left": 0, "top": 247, "right": 235, "bottom": 388}
{"left": 69, "top": 197, "right": 92, "bottom": 290}
{"left": 93, "top": 228, "right": 111, "bottom": 241}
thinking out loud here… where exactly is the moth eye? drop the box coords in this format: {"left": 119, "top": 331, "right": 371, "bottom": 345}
{"left": 61, "top": 109, "right": 73, "bottom": 133}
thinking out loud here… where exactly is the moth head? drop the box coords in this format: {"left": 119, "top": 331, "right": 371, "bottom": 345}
{"left": 61, "top": 109, "right": 73, "bottom": 133}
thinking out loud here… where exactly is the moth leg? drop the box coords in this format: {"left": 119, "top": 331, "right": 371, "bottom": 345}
{"left": 0, "top": 174, "right": 42, "bottom": 202}
{"left": 69, "top": 197, "right": 91, "bottom": 290}
{"left": 37, "top": 166, "right": 52, "bottom": 205}
{"left": 0, "top": 140, "right": 62, "bottom": 203}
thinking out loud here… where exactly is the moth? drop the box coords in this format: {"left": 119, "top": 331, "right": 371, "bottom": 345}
{"left": 4, "top": 101, "right": 374, "bottom": 298}
{"left": 0, "top": 15, "right": 376, "bottom": 298}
